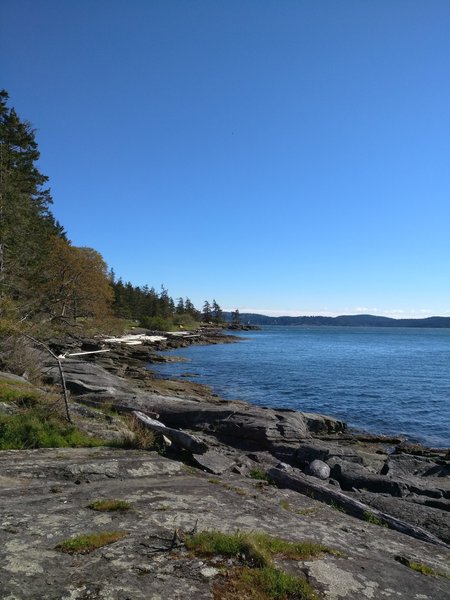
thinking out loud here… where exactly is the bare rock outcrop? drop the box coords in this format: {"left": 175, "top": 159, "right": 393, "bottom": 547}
{"left": 1, "top": 448, "right": 449, "bottom": 600}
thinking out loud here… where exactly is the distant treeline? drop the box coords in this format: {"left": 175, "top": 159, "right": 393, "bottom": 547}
{"left": 111, "top": 278, "right": 226, "bottom": 329}
{"left": 223, "top": 313, "right": 450, "bottom": 328}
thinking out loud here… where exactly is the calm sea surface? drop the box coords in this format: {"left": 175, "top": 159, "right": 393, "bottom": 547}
{"left": 151, "top": 327, "right": 450, "bottom": 448}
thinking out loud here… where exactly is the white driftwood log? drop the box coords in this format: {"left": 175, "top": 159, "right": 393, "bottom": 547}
{"left": 132, "top": 410, "right": 208, "bottom": 454}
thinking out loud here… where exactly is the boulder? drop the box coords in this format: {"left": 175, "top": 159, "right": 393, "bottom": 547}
{"left": 300, "top": 412, "right": 347, "bottom": 434}
{"left": 329, "top": 457, "right": 407, "bottom": 496}
{"left": 306, "top": 459, "right": 330, "bottom": 480}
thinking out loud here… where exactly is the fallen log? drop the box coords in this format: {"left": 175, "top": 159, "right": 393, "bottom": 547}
{"left": 132, "top": 410, "right": 208, "bottom": 454}
{"left": 268, "top": 466, "right": 449, "bottom": 549}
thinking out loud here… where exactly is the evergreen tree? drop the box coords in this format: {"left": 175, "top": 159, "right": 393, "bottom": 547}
{"left": 212, "top": 299, "right": 223, "bottom": 324}
{"left": 231, "top": 309, "right": 241, "bottom": 325}
{"left": 184, "top": 297, "right": 200, "bottom": 320}
{"left": 0, "top": 90, "right": 64, "bottom": 320}
{"left": 175, "top": 297, "right": 185, "bottom": 314}
{"left": 202, "top": 300, "right": 212, "bottom": 323}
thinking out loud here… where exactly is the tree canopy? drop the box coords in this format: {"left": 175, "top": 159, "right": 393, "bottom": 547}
{"left": 0, "top": 90, "right": 222, "bottom": 336}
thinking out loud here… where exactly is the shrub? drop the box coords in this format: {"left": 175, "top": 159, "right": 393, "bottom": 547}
{"left": 172, "top": 314, "right": 199, "bottom": 329}
{"left": 114, "top": 416, "right": 156, "bottom": 450}
{"left": 250, "top": 468, "right": 276, "bottom": 486}
{"left": 139, "top": 316, "right": 174, "bottom": 331}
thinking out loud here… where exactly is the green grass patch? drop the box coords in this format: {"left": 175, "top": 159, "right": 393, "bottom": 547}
{"left": 56, "top": 531, "right": 128, "bottom": 554}
{"left": 395, "top": 555, "right": 450, "bottom": 580}
{"left": 0, "top": 408, "right": 105, "bottom": 450}
{"left": 0, "top": 379, "right": 41, "bottom": 405}
{"left": 216, "top": 565, "right": 321, "bottom": 600}
{"left": 185, "top": 530, "right": 332, "bottom": 569}
{"left": 249, "top": 468, "right": 270, "bottom": 481}
{"left": 249, "top": 469, "right": 276, "bottom": 488}
{"left": 190, "top": 531, "right": 326, "bottom": 599}
{"left": 87, "top": 499, "right": 132, "bottom": 512}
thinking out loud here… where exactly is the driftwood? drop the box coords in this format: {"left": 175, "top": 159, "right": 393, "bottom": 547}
{"left": 74, "top": 398, "right": 207, "bottom": 453}
{"left": 132, "top": 410, "right": 208, "bottom": 454}
{"left": 268, "top": 467, "right": 450, "bottom": 549}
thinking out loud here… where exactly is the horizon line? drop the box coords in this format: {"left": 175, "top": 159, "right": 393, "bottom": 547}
{"left": 223, "top": 309, "right": 450, "bottom": 320}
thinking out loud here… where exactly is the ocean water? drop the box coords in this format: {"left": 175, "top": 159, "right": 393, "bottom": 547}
{"left": 151, "top": 326, "right": 450, "bottom": 448}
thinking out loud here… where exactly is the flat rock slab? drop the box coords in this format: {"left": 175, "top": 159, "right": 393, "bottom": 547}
{"left": 192, "top": 450, "right": 236, "bottom": 474}
{"left": 1, "top": 448, "right": 449, "bottom": 600}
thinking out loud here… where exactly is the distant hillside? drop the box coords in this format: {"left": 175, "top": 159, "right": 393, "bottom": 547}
{"left": 224, "top": 313, "right": 450, "bottom": 328}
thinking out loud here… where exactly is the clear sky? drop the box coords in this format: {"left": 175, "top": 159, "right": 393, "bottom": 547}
{"left": 2, "top": 0, "right": 449, "bottom": 317}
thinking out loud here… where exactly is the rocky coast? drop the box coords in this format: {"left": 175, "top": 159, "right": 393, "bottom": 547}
{"left": 1, "top": 328, "right": 449, "bottom": 599}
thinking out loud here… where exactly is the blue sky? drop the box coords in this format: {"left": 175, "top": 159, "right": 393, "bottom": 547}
{"left": 2, "top": 1, "right": 449, "bottom": 317}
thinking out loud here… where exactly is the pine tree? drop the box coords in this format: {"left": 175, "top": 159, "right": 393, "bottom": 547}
{"left": 175, "top": 297, "right": 185, "bottom": 314}
{"left": 0, "top": 90, "right": 64, "bottom": 320}
{"left": 202, "top": 300, "right": 212, "bottom": 323}
{"left": 212, "top": 299, "right": 223, "bottom": 324}
{"left": 184, "top": 298, "right": 200, "bottom": 320}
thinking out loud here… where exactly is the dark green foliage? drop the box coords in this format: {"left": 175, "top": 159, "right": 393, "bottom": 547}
{"left": 140, "top": 316, "right": 174, "bottom": 332}
{"left": 0, "top": 90, "right": 65, "bottom": 320}
{"left": 212, "top": 299, "right": 224, "bottom": 323}
{"left": 111, "top": 279, "right": 203, "bottom": 327}
{"left": 249, "top": 468, "right": 271, "bottom": 481}
{"left": 202, "top": 300, "right": 212, "bottom": 323}
{"left": 0, "top": 90, "right": 221, "bottom": 336}
{"left": 0, "top": 91, "right": 116, "bottom": 333}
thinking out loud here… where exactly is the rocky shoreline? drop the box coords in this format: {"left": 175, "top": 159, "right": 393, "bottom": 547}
{"left": 46, "top": 329, "right": 450, "bottom": 544}
{"left": 1, "top": 328, "right": 449, "bottom": 599}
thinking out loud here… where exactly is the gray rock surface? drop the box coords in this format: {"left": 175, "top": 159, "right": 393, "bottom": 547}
{"left": 1, "top": 447, "right": 449, "bottom": 600}
{"left": 43, "top": 357, "right": 323, "bottom": 448}
{"left": 37, "top": 352, "right": 450, "bottom": 547}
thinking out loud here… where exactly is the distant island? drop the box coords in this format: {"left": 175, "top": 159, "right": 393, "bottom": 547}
{"left": 225, "top": 313, "right": 450, "bottom": 328}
